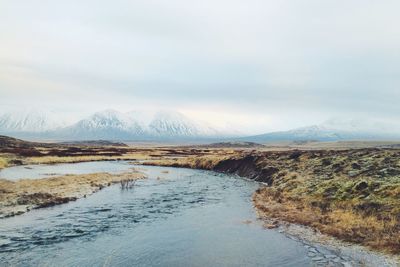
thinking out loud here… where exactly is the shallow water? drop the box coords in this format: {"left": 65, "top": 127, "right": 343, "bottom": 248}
{"left": 0, "top": 163, "right": 314, "bottom": 266}
{"left": 0, "top": 160, "right": 135, "bottom": 180}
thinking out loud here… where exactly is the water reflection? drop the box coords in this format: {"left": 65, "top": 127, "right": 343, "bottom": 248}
{"left": 0, "top": 164, "right": 312, "bottom": 267}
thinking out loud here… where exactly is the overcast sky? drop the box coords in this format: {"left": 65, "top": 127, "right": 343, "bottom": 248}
{"left": 1, "top": 0, "right": 400, "bottom": 134}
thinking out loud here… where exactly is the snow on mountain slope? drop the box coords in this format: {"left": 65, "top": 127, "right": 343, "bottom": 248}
{"left": 74, "top": 110, "right": 142, "bottom": 133}
{"left": 49, "top": 110, "right": 225, "bottom": 140}
{"left": 242, "top": 125, "right": 343, "bottom": 142}
{"left": 149, "top": 111, "right": 197, "bottom": 137}
{"left": 0, "top": 109, "right": 67, "bottom": 133}
{"left": 148, "top": 111, "right": 218, "bottom": 137}
{"left": 242, "top": 118, "right": 400, "bottom": 143}
{"left": 58, "top": 110, "right": 145, "bottom": 140}
{"left": 2, "top": 109, "right": 399, "bottom": 142}
{"left": 321, "top": 117, "right": 400, "bottom": 135}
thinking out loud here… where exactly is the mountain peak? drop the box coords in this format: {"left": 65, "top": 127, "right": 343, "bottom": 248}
{"left": 242, "top": 117, "right": 400, "bottom": 143}
{"left": 149, "top": 111, "right": 199, "bottom": 137}
{"left": 0, "top": 109, "right": 67, "bottom": 133}
{"left": 0, "top": 109, "right": 227, "bottom": 141}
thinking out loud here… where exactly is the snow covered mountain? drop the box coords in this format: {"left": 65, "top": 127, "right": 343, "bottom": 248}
{"left": 242, "top": 118, "right": 400, "bottom": 143}
{"left": 55, "top": 110, "right": 145, "bottom": 140}
{"left": 0, "top": 109, "right": 230, "bottom": 141}
{"left": 4, "top": 109, "right": 397, "bottom": 142}
{"left": 58, "top": 110, "right": 225, "bottom": 140}
{"left": 0, "top": 109, "right": 67, "bottom": 134}
{"left": 148, "top": 111, "right": 219, "bottom": 138}
{"left": 149, "top": 112, "right": 199, "bottom": 137}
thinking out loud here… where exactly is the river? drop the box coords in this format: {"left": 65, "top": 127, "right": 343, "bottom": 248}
{"left": 0, "top": 161, "right": 326, "bottom": 266}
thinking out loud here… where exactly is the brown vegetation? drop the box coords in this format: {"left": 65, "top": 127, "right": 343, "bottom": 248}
{"left": 145, "top": 148, "right": 400, "bottom": 254}
{"left": 1, "top": 134, "right": 399, "bottom": 253}
{"left": 0, "top": 157, "right": 8, "bottom": 169}
{"left": 0, "top": 170, "right": 145, "bottom": 218}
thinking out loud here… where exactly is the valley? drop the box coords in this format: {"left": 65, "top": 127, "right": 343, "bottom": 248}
{"left": 0, "top": 135, "right": 399, "bottom": 265}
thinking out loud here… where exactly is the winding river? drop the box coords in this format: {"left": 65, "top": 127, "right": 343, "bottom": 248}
{"left": 0, "top": 161, "right": 320, "bottom": 266}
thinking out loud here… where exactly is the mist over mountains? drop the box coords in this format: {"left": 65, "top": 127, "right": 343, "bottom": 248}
{"left": 0, "top": 109, "right": 68, "bottom": 133}
{"left": 242, "top": 118, "right": 400, "bottom": 142}
{"left": 0, "top": 109, "right": 235, "bottom": 141}
{"left": 0, "top": 109, "right": 399, "bottom": 142}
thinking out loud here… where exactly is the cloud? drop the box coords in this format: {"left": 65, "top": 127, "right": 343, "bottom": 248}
{"left": 1, "top": 0, "right": 399, "bottom": 133}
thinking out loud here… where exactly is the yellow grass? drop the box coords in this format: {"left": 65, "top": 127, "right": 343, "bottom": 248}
{"left": 26, "top": 153, "right": 152, "bottom": 165}
{"left": 145, "top": 148, "right": 400, "bottom": 253}
{"left": 2, "top": 140, "right": 400, "bottom": 253}
{"left": 0, "top": 157, "right": 7, "bottom": 169}
{"left": 0, "top": 170, "right": 145, "bottom": 218}
{"left": 254, "top": 188, "right": 400, "bottom": 253}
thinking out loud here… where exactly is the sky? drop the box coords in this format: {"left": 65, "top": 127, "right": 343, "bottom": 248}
{"left": 1, "top": 0, "right": 400, "bottom": 134}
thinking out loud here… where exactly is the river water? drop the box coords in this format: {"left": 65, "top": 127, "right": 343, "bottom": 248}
{"left": 0, "top": 162, "right": 315, "bottom": 266}
{"left": 0, "top": 161, "right": 135, "bottom": 181}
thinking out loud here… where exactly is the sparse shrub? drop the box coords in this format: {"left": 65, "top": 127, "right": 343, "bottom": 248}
{"left": 321, "top": 158, "right": 331, "bottom": 166}
{"left": 289, "top": 150, "right": 302, "bottom": 160}
{"left": 120, "top": 179, "right": 136, "bottom": 190}
{"left": 351, "top": 162, "right": 361, "bottom": 170}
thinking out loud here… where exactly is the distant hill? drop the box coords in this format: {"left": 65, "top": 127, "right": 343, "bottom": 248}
{"left": 0, "top": 135, "right": 56, "bottom": 148}
{"left": 0, "top": 135, "right": 32, "bottom": 148}
{"left": 241, "top": 119, "right": 400, "bottom": 143}
{"left": 59, "top": 140, "right": 128, "bottom": 147}
{"left": 0, "top": 135, "right": 127, "bottom": 148}
{"left": 201, "top": 141, "right": 265, "bottom": 148}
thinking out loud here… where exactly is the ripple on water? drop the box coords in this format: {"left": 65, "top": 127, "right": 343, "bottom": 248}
{"left": 0, "top": 165, "right": 317, "bottom": 267}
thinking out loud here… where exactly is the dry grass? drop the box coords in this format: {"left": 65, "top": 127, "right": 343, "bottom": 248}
{"left": 0, "top": 170, "right": 145, "bottom": 218}
{"left": 1, "top": 137, "right": 399, "bottom": 253}
{"left": 0, "top": 157, "right": 8, "bottom": 169}
{"left": 253, "top": 187, "right": 400, "bottom": 253}
{"left": 26, "top": 153, "right": 152, "bottom": 165}
{"left": 145, "top": 148, "right": 400, "bottom": 254}
{"left": 143, "top": 150, "right": 238, "bottom": 169}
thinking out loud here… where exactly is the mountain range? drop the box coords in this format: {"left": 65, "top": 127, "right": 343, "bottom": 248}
{"left": 241, "top": 118, "right": 400, "bottom": 142}
{"left": 0, "top": 109, "right": 399, "bottom": 142}
{"left": 0, "top": 109, "right": 231, "bottom": 141}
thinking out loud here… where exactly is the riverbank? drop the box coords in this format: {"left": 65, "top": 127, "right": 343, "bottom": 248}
{"left": 0, "top": 169, "right": 145, "bottom": 218}
{"left": 0, "top": 165, "right": 320, "bottom": 267}
{"left": 1, "top": 135, "right": 399, "bottom": 260}
{"left": 262, "top": 217, "right": 400, "bottom": 266}
{"left": 0, "top": 134, "right": 240, "bottom": 170}
{"left": 143, "top": 148, "right": 400, "bottom": 255}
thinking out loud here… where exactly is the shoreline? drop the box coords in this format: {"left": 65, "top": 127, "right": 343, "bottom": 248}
{"left": 1, "top": 146, "right": 399, "bottom": 264}
{"left": 1, "top": 160, "right": 398, "bottom": 266}
{"left": 142, "top": 149, "right": 400, "bottom": 257}
{"left": 0, "top": 169, "right": 145, "bottom": 218}
{"left": 255, "top": 210, "right": 400, "bottom": 266}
